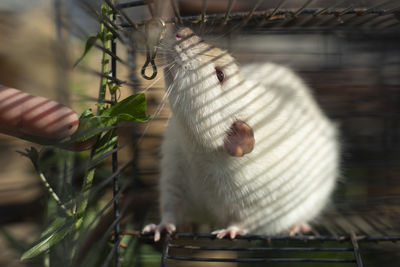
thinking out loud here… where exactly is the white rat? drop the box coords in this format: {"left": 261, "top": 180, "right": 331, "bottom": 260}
{"left": 143, "top": 28, "right": 339, "bottom": 241}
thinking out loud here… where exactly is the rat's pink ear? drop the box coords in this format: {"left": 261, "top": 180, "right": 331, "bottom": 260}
{"left": 223, "top": 120, "right": 255, "bottom": 157}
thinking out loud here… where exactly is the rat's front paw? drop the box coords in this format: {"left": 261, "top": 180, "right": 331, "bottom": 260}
{"left": 142, "top": 222, "right": 176, "bottom": 242}
{"left": 212, "top": 226, "right": 246, "bottom": 239}
{"left": 288, "top": 222, "right": 312, "bottom": 236}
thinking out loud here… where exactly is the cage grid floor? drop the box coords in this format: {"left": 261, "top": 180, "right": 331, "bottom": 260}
{"left": 121, "top": 205, "right": 400, "bottom": 267}
{"left": 105, "top": 1, "right": 400, "bottom": 266}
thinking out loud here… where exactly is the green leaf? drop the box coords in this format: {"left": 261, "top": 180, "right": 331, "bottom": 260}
{"left": 21, "top": 217, "right": 74, "bottom": 260}
{"left": 73, "top": 35, "right": 100, "bottom": 68}
{"left": 99, "top": 115, "right": 118, "bottom": 128}
{"left": 69, "top": 109, "right": 105, "bottom": 142}
{"left": 93, "top": 130, "right": 118, "bottom": 160}
{"left": 101, "top": 5, "right": 108, "bottom": 17}
{"left": 102, "top": 93, "right": 149, "bottom": 123}
{"left": 39, "top": 217, "right": 67, "bottom": 238}
{"left": 107, "top": 83, "right": 120, "bottom": 94}
{"left": 117, "top": 113, "right": 149, "bottom": 123}
{"left": 80, "top": 108, "right": 96, "bottom": 119}
{"left": 101, "top": 5, "right": 114, "bottom": 20}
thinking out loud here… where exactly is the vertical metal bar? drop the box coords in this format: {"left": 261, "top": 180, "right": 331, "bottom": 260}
{"left": 371, "top": 15, "right": 398, "bottom": 28}
{"left": 53, "top": 0, "right": 70, "bottom": 104}
{"left": 258, "top": 0, "right": 286, "bottom": 27}
{"left": 338, "top": 6, "right": 356, "bottom": 16}
{"left": 242, "top": 0, "right": 263, "bottom": 26}
{"left": 116, "top": 0, "right": 147, "bottom": 9}
{"left": 160, "top": 233, "right": 171, "bottom": 267}
{"left": 171, "top": 0, "right": 182, "bottom": 24}
{"left": 383, "top": 6, "right": 400, "bottom": 15}
{"left": 201, "top": 0, "right": 207, "bottom": 24}
{"left": 110, "top": 4, "right": 121, "bottom": 266}
{"left": 280, "top": 0, "right": 316, "bottom": 27}
{"left": 54, "top": 0, "right": 63, "bottom": 42}
{"left": 270, "top": 0, "right": 287, "bottom": 17}
{"left": 200, "top": 0, "right": 207, "bottom": 33}
{"left": 147, "top": 1, "right": 155, "bottom": 17}
{"left": 310, "top": 0, "right": 349, "bottom": 27}
{"left": 313, "top": 5, "right": 334, "bottom": 17}
{"left": 106, "top": 0, "right": 139, "bottom": 30}
{"left": 294, "top": 0, "right": 316, "bottom": 17}
{"left": 101, "top": 14, "right": 125, "bottom": 43}
{"left": 295, "top": 4, "right": 333, "bottom": 27}
{"left": 354, "top": 14, "right": 380, "bottom": 27}
{"left": 316, "top": 5, "right": 355, "bottom": 27}
{"left": 222, "top": 0, "right": 235, "bottom": 25}
{"left": 364, "top": 0, "right": 393, "bottom": 14}
{"left": 350, "top": 232, "right": 364, "bottom": 267}
{"left": 231, "top": 0, "right": 263, "bottom": 33}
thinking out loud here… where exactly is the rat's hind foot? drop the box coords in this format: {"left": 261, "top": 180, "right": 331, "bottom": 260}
{"left": 212, "top": 226, "right": 246, "bottom": 239}
{"left": 288, "top": 222, "right": 312, "bottom": 236}
{"left": 142, "top": 222, "right": 176, "bottom": 242}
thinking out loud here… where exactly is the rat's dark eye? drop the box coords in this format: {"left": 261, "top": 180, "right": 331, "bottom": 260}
{"left": 215, "top": 67, "right": 225, "bottom": 83}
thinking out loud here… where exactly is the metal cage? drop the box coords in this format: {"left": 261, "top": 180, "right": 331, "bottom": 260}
{"left": 74, "top": 0, "right": 400, "bottom": 266}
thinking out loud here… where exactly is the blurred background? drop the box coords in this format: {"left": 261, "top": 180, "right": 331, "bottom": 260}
{"left": 0, "top": 0, "right": 399, "bottom": 266}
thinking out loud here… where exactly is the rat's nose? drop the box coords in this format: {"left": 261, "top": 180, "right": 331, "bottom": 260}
{"left": 175, "top": 27, "right": 194, "bottom": 39}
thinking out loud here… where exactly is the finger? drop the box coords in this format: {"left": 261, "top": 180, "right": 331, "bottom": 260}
{"left": 58, "top": 135, "right": 98, "bottom": 152}
{"left": 0, "top": 87, "right": 79, "bottom": 139}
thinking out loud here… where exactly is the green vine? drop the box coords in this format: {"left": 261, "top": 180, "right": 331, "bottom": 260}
{"left": 20, "top": 2, "right": 149, "bottom": 261}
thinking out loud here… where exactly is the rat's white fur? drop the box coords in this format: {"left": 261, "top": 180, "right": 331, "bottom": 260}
{"left": 157, "top": 28, "right": 339, "bottom": 235}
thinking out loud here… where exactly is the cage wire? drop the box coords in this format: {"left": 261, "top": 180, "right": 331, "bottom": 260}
{"left": 57, "top": 0, "right": 400, "bottom": 266}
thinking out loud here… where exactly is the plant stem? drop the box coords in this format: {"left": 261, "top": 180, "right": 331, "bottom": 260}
{"left": 37, "top": 169, "right": 73, "bottom": 217}
{"left": 97, "top": 7, "right": 111, "bottom": 114}
{"left": 76, "top": 4, "right": 113, "bottom": 226}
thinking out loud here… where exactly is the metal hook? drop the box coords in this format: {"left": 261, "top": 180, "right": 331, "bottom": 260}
{"left": 141, "top": 50, "right": 157, "bottom": 80}
{"left": 141, "top": 18, "right": 166, "bottom": 80}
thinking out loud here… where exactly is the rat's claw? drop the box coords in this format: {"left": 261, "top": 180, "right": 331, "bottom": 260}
{"left": 154, "top": 222, "right": 176, "bottom": 242}
{"left": 142, "top": 222, "right": 176, "bottom": 242}
{"left": 142, "top": 224, "right": 157, "bottom": 233}
{"left": 212, "top": 226, "right": 245, "bottom": 239}
{"left": 288, "top": 222, "right": 312, "bottom": 236}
